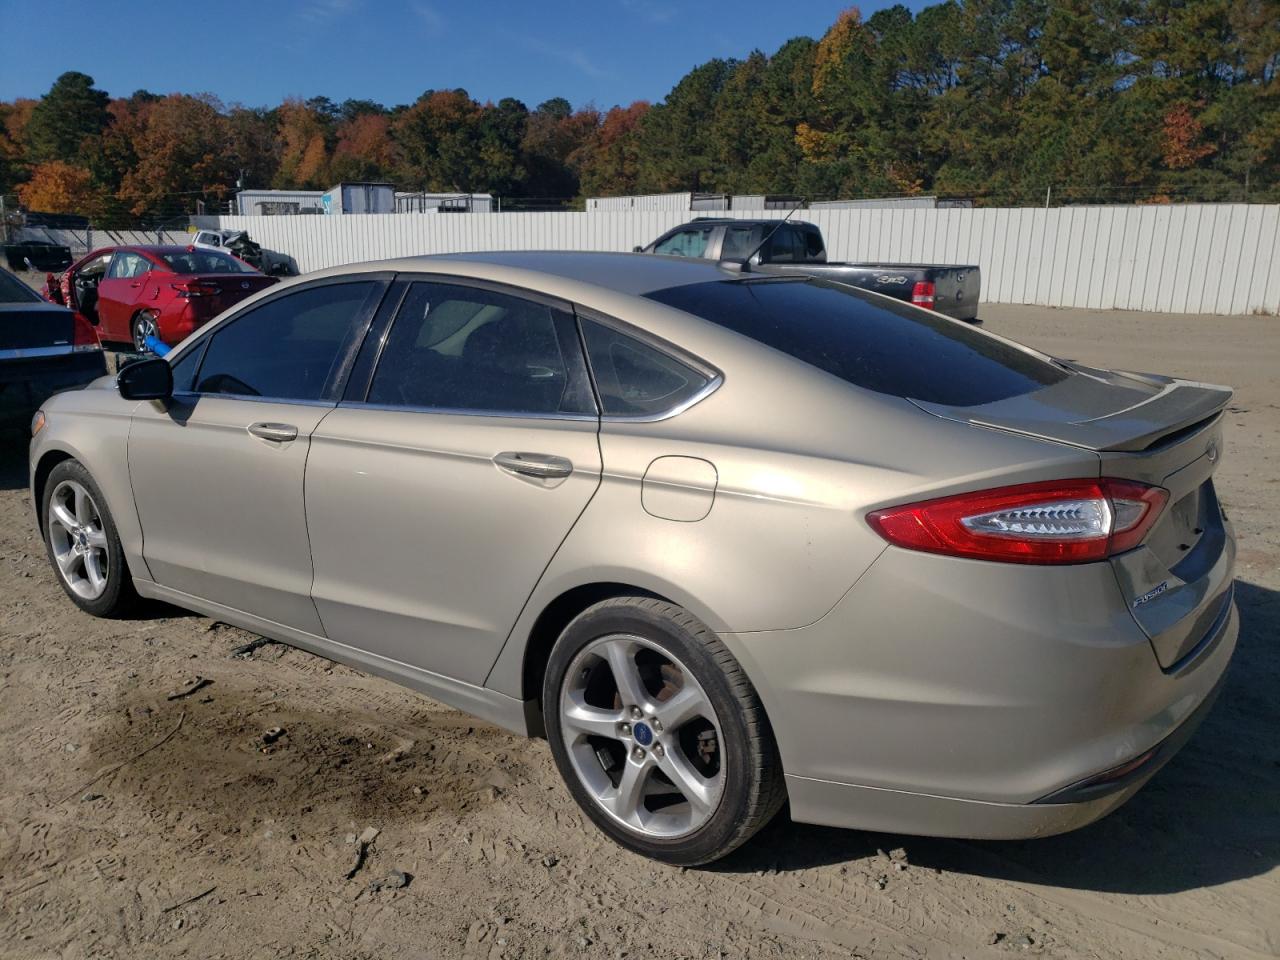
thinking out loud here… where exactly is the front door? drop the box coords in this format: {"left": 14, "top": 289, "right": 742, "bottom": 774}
{"left": 128, "top": 278, "right": 386, "bottom": 632}
{"left": 305, "top": 279, "right": 602, "bottom": 684}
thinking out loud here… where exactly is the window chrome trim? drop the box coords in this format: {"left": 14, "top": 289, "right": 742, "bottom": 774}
{"left": 170, "top": 390, "right": 338, "bottom": 409}
{"left": 0, "top": 344, "right": 76, "bottom": 361}
{"left": 597, "top": 372, "right": 724, "bottom": 424}
{"left": 336, "top": 400, "right": 598, "bottom": 423}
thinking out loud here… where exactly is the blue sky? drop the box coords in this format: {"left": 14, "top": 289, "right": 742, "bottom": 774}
{"left": 0, "top": 0, "right": 928, "bottom": 110}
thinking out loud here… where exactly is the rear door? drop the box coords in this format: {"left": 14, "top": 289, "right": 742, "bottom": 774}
{"left": 128, "top": 277, "right": 387, "bottom": 631}
{"left": 304, "top": 277, "right": 602, "bottom": 684}
{"left": 96, "top": 250, "right": 151, "bottom": 340}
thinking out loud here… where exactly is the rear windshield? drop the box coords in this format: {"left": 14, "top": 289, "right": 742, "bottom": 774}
{"left": 0, "top": 269, "right": 40, "bottom": 303}
{"left": 644, "top": 278, "right": 1066, "bottom": 407}
{"left": 156, "top": 250, "right": 257, "bottom": 274}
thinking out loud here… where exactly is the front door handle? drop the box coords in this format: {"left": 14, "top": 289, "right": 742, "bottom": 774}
{"left": 493, "top": 451, "right": 573, "bottom": 481}
{"left": 247, "top": 421, "right": 299, "bottom": 443}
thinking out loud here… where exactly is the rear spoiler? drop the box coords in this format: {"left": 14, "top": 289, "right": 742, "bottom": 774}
{"left": 913, "top": 367, "right": 1232, "bottom": 453}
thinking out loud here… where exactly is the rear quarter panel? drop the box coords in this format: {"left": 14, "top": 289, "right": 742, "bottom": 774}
{"left": 484, "top": 297, "right": 1099, "bottom": 699}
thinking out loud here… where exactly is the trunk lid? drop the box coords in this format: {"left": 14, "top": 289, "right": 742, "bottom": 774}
{"left": 910, "top": 361, "right": 1231, "bottom": 453}
{"left": 182, "top": 273, "right": 277, "bottom": 318}
{"left": 913, "top": 362, "right": 1234, "bottom": 670}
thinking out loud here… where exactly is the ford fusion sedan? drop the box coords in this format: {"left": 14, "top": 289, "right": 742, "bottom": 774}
{"left": 29, "top": 253, "right": 1236, "bottom": 865}
{"left": 44, "top": 245, "right": 277, "bottom": 352}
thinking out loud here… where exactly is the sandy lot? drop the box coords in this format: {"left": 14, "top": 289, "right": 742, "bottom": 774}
{"left": 1, "top": 304, "right": 1276, "bottom": 960}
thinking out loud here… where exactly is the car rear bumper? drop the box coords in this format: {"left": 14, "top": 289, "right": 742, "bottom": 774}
{"left": 725, "top": 545, "right": 1236, "bottom": 838}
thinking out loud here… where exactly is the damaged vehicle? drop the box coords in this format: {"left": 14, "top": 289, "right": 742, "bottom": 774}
{"left": 44, "top": 245, "right": 277, "bottom": 351}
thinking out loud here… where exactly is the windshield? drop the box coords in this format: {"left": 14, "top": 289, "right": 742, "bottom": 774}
{"left": 156, "top": 250, "right": 257, "bottom": 274}
{"left": 0, "top": 269, "right": 41, "bottom": 303}
{"left": 644, "top": 278, "right": 1067, "bottom": 407}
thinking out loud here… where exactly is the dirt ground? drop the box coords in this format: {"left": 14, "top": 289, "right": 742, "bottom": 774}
{"left": 1, "top": 304, "right": 1277, "bottom": 960}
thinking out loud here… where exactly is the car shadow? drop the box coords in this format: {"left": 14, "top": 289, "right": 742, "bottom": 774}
{"left": 715, "top": 579, "right": 1280, "bottom": 896}
{"left": 0, "top": 429, "right": 30, "bottom": 489}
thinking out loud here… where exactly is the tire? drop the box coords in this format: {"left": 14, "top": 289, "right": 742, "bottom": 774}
{"left": 542, "top": 597, "right": 786, "bottom": 865}
{"left": 41, "top": 459, "right": 138, "bottom": 618}
{"left": 132, "top": 310, "right": 159, "bottom": 354}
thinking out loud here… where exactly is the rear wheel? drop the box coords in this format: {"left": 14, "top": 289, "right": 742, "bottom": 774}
{"left": 132, "top": 310, "right": 159, "bottom": 353}
{"left": 543, "top": 597, "right": 786, "bottom": 865}
{"left": 42, "top": 460, "right": 137, "bottom": 618}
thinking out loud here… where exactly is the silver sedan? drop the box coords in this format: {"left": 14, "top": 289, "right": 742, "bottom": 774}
{"left": 29, "top": 252, "right": 1237, "bottom": 864}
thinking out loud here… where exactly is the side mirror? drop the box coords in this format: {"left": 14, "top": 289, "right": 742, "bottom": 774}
{"left": 632, "top": 245, "right": 643, "bottom": 253}
{"left": 117, "top": 357, "right": 173, "bottom": 401}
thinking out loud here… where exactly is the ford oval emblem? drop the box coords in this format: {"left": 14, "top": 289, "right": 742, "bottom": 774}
{"left": 241, "top": 281, "right": 250, "bottom": 289}
{"left": 1206, "top": 440, "right": 1218, "bottom": 463}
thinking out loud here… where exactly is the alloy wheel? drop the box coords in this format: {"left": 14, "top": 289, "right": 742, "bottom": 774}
{"left": 558, "top": 633, "right": 725, "bottom": 838}
{"left": 133, "top": 312, "right": 158, "bottom": 353}
{"left": 46, "top": 479, "right": 110, "bottom": 600}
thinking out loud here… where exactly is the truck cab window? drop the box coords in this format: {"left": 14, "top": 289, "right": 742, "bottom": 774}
{"left": 653, "top": 227, "right": 713, "bottom": 258}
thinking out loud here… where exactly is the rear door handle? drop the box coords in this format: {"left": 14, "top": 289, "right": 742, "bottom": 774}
{"left": 247, "top": 421, "right": 299, "bottom": 443}
{"left": 493, "top": 451, "right": 573, "bottom": 481}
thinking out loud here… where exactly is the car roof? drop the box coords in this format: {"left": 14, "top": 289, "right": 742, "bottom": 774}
{"left": 683, "top": 218, "right": 816, "bottom": 228}
{"left": 307, "top": 251, "right": 739, "bottom": 298}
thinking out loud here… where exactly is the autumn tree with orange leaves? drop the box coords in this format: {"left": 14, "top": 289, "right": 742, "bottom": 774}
{"left": 1, "top": 2, "right": 1277, "bottom": 221}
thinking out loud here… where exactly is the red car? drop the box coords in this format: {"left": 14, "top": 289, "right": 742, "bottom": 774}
{"left": 44, "top": 245, "right": 278, "bottom": 352}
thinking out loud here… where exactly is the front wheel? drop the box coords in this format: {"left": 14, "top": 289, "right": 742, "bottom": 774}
{"left": 132, "top": 310, "right": 159, "bottom": 353}
{"left": 42, "top": 460, "right": 137, "bottom": 618}
{"left": 543, "top": 597, "right": 786, "bottom": 865}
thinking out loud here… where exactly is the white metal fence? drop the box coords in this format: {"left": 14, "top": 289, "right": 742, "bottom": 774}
{"left": 216, "top": 203, "right": 1280, "bottom": 315}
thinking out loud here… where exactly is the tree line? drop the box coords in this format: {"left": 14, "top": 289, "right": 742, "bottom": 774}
{"left": 1, "top": 1, "right": 1276, "bottom": 225}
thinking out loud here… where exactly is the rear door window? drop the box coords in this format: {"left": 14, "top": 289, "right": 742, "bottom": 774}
{"left": 764, "top": 226, "right": 807, "bottom": 262}
{"left": 580, "top": 319, "right": 712, "bottom": 417}
{"left": 644, "top": 278, "right": 1066, "bottom": 407}
{"left": 721, "top": 225, "right": 757, "bottom": 260}
{"left": 194, "top": 281, "right": 380, "bottom": 401}
{"left": 365, "top": 281, "right": 595, "bottom": 416}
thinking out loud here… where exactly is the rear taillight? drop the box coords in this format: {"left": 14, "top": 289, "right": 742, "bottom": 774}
{"left": 71, "top": 312, "right": 101, "bottom": 352}
{"left": 867, "top": 478, "right": 1169, "bottom": 564}
{"left": 911, "top": 280, "right": 935, "bottom": 310}
{"left": 170, "top": 280, "right": 220, "bottom": 298}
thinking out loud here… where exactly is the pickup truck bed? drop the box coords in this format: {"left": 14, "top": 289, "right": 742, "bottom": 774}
{"left": 640, "top": 219, "right": 981, "bottom": 322}
{"left": 757, "top": 260, "right": 979, "bottom": 321}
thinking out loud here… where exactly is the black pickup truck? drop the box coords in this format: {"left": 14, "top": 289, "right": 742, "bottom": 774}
{"left": 640, "top": 219, "right": 981, "bottom": 322}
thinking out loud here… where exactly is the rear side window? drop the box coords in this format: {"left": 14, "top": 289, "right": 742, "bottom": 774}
{"left": 0, "top": 270, "right": 39, "bottom": 302}
{"left": 366, "top": 282, "right": 594, "bottom": 416}
{"left": 194, "top": 281, "right": 378, "bottom": 400}
{"left": 157, "top": 250, "right": 256, "bottom": 274}
{"left": 721, "top": 226, "right": 757, "bottom": 259}
{"left": 765, "top": 226, "right": 811, "bottom": 262}
{"left": 644, "top": 279, "right": 1066, "bottom": 407}
{"left": 581, "top": 320, "right": 712, "bottom": 417}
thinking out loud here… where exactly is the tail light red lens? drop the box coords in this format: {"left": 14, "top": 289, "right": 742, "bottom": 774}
{"left": 911, "top": 280, "right": 935, "bottom": 310}
{"left": 70, "top": 312, "right": 101, "bottom": 352}
{"left": 867, "top": 478, "right": 1169, "bottom": 564}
